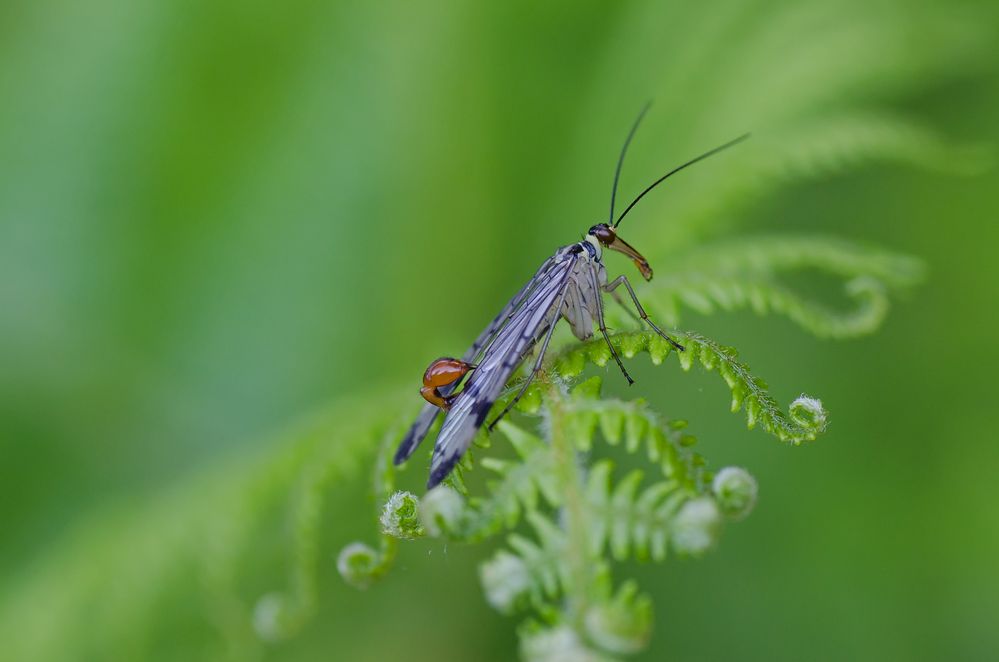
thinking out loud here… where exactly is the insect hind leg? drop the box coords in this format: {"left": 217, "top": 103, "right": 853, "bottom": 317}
{"left": 488, "top": 280, "right": 570, "bottom": 432}
{"left": 485, "top": 325, "right": 549, "bottom": 432}
{"left": 486, "top": 370, "right": 539, "bottom": 433}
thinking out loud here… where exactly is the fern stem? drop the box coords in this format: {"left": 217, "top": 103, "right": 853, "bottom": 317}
{"left": 545, "top": 378, "right": 594, "bottom": 633}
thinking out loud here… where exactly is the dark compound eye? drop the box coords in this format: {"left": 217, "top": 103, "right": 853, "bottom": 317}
{"left": 588, "top": 223, "right": 616, "bottom": 245}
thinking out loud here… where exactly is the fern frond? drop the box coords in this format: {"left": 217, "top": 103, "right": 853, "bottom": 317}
{"left": 480, "top": 512, "right": 570, "bottom": 615}
{"left": 584, "top": 461, "right": 688, "bottom": 562}
{"left": 658, "top": 115, "right": 983, "bottom": 244}
{"left": 666, "top": 235, "right": 925, "bottom": 286}
{"left": 0, "top": 393, "right": 400, "bottom": 659}
{"left": 582, "top": 459, "right": 746, "bottom": 564}
{"left": 452, "top": 422, "right": 560, "bottom": 541}
{"left": 441, "top": 384, "right": 547, "bottom": 494}
{"left": 384, "top": 421, "right": 561, "bottom": 545}
{"left": 651, "top": 273, "right": 895, "bottom": 339}
{"left": 257, "top": 416, "right": 411, "bottom": 638}
{"left": 615, "top": 236, "right": 925, "bottom": 339}
{"left": 555, "top": 330, "right": 828, "bottom": 444}
{"left": 563, "top": 377, "right": 703, "bottom": 484}
{"left": 679, "top": 332, "right": 828, "bottom": 443}
{"left": 759, "top": 113, "right": 988, "bottom": 179}
{"left": 583, "top": 579, "right": 654, "bottom": 655}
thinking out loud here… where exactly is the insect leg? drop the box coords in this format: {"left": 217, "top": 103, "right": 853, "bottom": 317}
{"left": 487, "top": 289, "right": 570, "bottom": 432}
{"left": 604, "top": 275, "right": 685, "bottom": 351}
{"left": 481, "top": 328, "right": 544, "bottom": 433}
{"left": 609, "top": 288, "right": 642, "bottom": 324}
{"left": 590, "top": 270, "right": 635, "bottom": 385}
{"left": 486, "top": 334, "right": 549, "bottom": 431}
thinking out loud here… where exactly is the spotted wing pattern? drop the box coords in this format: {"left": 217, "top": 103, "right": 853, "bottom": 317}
{"left": 393, "top": 257, "right": 557, "bottom": 464}
{"left": 426, "top": 254, "right": 577, "bottom": 488}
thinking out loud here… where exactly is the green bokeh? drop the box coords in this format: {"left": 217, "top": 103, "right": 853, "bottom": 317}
{"left": 1, "top": 1, "right": 997, "bottom": 660}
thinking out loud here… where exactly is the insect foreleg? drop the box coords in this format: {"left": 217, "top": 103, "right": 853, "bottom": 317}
{"left": 590, "top": 270, "right": 635, "bottom": 385}
{"left": 604, "top": 275, "right": 685, "bottom": 351}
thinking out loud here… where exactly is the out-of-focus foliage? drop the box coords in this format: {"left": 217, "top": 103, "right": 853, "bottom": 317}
{"left": 1, "top": 0, "right": 997, "bottom": 660}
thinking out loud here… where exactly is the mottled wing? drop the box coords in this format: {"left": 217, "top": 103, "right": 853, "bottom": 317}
{"left": 427, "top": 255, "right": 576, "bottom": 487}
{"left": 393, "top": 257, "right": 556, "bottom": 464}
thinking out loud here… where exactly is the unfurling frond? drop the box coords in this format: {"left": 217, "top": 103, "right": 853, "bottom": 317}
{"left": 614, "top": 236, "right": 925, "bottom": 340}
{"left": 555, "top": 331, "right": 828, "bottom": 444}
{"left": 663, "top": 114, "right": 986, "bottom": 236}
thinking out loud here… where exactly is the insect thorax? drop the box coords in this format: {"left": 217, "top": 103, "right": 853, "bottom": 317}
{"left": 557, "top": 238, "right": 602, "bottom": 265}
{"left": 583, "top": 233, "right": 603, "bottom": 260}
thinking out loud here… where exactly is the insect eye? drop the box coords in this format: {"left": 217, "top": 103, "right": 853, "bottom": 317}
{"left": 589, "top": 223, "right": 615, "bottom": 245}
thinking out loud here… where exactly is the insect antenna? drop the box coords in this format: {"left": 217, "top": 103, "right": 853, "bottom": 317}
{"left": 609, "top": 101, "right": 653, "bottom": 224}
{"left": 614, "top": 133, "right": 750, "bottom": 228}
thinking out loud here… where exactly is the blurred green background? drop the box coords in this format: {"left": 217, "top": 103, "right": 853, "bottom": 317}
{"left": 2, "top": 1, "right": 998, "bottom": 660}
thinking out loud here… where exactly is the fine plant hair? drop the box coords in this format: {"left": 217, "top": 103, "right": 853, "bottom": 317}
{"left": 0, "top": 0, "right": 989, "bottom": 659}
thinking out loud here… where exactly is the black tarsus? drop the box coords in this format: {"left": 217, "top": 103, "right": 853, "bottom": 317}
{"left": 614, "top": 133, "right": 750, "bottom": 228}
{"left": 609, "top": 101, "right": 653, "bottom": 225}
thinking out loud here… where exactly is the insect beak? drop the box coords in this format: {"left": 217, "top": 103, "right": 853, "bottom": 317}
{"left": 607, "top": 234, "right": 653, "bottom": 280}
